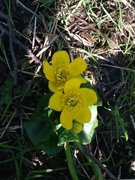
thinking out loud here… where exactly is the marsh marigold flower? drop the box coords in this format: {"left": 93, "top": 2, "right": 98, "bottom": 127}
{"left": 49, "top": 78, "right": 97, "bottom": 133}
{"left": 43, "top": 50, "right": 87, "bottom": 92}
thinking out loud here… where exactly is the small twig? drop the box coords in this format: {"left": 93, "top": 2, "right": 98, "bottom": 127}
{"left": 28, "top": 49, "right": 42, "bottom": 65}
{"left": 118, "top": 166, "right": 121, "bottom": 180}
{"left": 130, "top": 115, "right": 135, "bottom": 132}
{"left": 0, "top": 9, "right": 42, "bottom": 69}
{"left": 0, "top": 22, "right": 42, "bottom": 67}
{"left": 0, "top": 24, "right": 4, "bottom": 38}
{"left": 16, "top": 0, "right": 38, "bottom": 16}
{"left": 120, "top": 0, "right": 135, "bottom": 10}
{"left": 8, "top": 19, "right": 18, "bottom": 88}
{"left": 32, "top": 17, "right": 37, "bottom": 49}
{"left": 0, "top": 110, "right": 17, "bottom": 138}
{"left": 100, "top": 63, "right": 135, "bottom": 73}
{"left": 76, "top": 158, "right": 91, "bottom": 180}
{"left": 10, "top": 33, "right": 41, "bottom": 66}
{"left": 0, "top": 12, "right": 18, "bottom": 94}
{"left": 36, "top": 35, "right": 58, "bottom": 58}
{"left": 0, "top": 125, "right": 23, "bottom": 133}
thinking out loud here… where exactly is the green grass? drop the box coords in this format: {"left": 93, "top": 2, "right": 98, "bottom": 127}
{"left": 0, "top": 0, "right": 135, "bottom": 179}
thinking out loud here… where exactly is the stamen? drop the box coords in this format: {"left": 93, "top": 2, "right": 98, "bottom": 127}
{"left": 55, "top": 65, "right": 70, "bottom": 84}
{"left": 62, "top": 91, "right": 82, "bottom": 112}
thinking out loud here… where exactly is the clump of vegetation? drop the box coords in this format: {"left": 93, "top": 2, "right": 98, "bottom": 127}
{"left": 0, "top": 0, "right": 135, "bottom": 179}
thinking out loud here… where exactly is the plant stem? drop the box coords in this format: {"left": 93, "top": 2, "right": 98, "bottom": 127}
{"left": 64, "top": 142, "right": 79, "bottom": 180}
{"left": 86, "top": 156, "right": 103, "bottom": 180}
{"left": 76, "top": 143, "right": 117, "bottom": 180}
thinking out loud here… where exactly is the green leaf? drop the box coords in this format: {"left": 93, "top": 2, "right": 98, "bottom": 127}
{"left": 24, "top": 94, "right": 62, "bottom": 155}
{"left": 38, "top": 133, "right": 62, "bottom": 155}
{"left": 24, "top": 113, "right": 53, "bottom": 145}
{"left": 24, "top": 94, "right": 54, "bottom": 145}
{"left": 78, "top": 105, "right": 98, "bottom": 145}
{"left": 113, "top": 106, "right": 129, "bottom": 141}
{"left": 32, "top": 93, "right": 52, "bottom": 116}
{"left": 81, "top": 76, "right": 93, "bottom": 89}
{"left": 58, "top": 130, "right": 79, "bottom": 146}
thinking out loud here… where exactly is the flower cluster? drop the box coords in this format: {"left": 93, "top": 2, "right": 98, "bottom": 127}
{"left": 43, "top": 50, "right": 97, "bottom": 134}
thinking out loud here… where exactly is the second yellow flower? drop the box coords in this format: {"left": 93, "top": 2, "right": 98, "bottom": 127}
{"left": 43, "top": 50, "right": 87, "bottom": 92}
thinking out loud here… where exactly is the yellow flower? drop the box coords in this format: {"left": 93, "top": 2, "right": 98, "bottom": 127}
{"left": 49, "top": 78, "right": 97, "bottom": 133}
{"left": 43, "top": 50, "right": 87, "bottom": 92}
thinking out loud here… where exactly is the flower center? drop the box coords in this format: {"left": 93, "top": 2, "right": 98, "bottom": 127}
{"left": 55, "top": 66, "right": 70, "bottom": 84}
{"left": 62, "top": 91, "right": 82, "bottom": 112}
{"left": 67, "top": 97, "right": 78, "bottom": 107}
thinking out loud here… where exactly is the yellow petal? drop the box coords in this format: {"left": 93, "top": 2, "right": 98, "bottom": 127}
{"left": 43, "top": 61, "right": 55, "bottom": 81}
{"left": 49, "top": 92, "right": 63, "bottom": 111}
{"left": 49, "top": 81, "right": 64, "bottom": 92}
{"left": 64, "top": 78, "right": 82, "bottom": 93}
{"left": 52, "top": 50, "right": 70, "bottom": 66}
{"left": 78, "top": 76, "right": 87, "bottom": 84}
{"left": 74, "top": 107, "right": 91, "bottom": 123}
{"left": 60, "top": 109, "right": 73, "bottom": 130}
{"left": 80, "top": 88, "right": 97, "bottom": 106}
{"left": 69, "top": 57, "right": 87, "bottom": 76}
{"left": 72, "top": 121, "right": 83, "bottom": 134}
